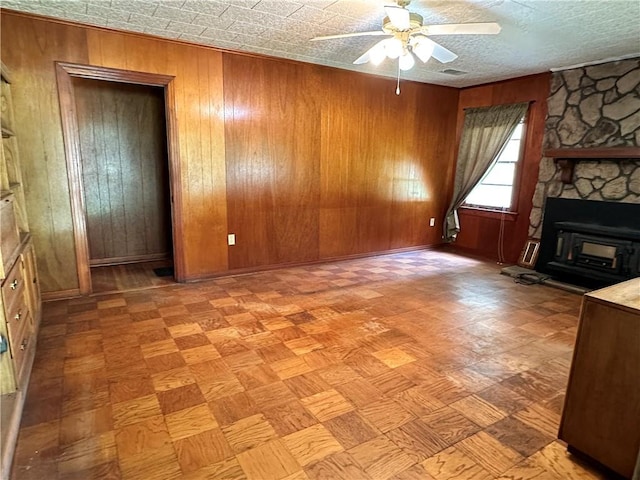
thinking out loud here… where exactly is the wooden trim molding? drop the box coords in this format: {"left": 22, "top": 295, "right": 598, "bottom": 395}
{"left": 182, "top": 245, "right": 442, "bottom": 282}
{"left": 41, "top": 288, "right": 81, "bottom": 302}
{"left": 459, "top": 206, "right": 518, "bottom": 222}
{"left": 163, "top": 81, "right": 186, "bottom": 282}
{"left": 55, "top": 63, "right": 92, "bottom": 295}
{"left": 58, "top": 63, "right": 175, "bottom": 87}
{"left": 54, "top": 62, "right": 183, "bottom": 294}
{"left": 544, "top": 147, "right": 640, "bottom": 159}
{"left": 544, "top": 147, "right": 640, "bottom": 184}
{"left": 89, "top": 252, "right": 170, "bottom": 267}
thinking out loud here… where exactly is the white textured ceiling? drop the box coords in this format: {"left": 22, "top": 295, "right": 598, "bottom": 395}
{"left": 3, "top": 0, "right": 640, "bottom": 87}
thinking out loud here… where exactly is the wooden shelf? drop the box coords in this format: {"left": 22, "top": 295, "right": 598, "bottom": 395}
{"left": 544, "top": 147, "right": 640, "bottom": 184}
{"left": 1, "top": 126, "right": 15, "bottom": 138}
{"left": 1, "top": 61, "right": 42, "bottom": 480}
{"left": 544, "top": 147, "right": 640, "bottom": 159}
{"left": 0, "top": 61, "right": 12, "bottom": 84}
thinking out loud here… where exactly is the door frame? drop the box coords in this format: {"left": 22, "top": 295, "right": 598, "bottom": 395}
{"left": 55, "top": 62, "right": 184, "bottom": 295}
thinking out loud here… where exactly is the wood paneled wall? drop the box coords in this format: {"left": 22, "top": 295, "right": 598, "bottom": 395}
{"left": 453, "top": 73, "right": 550, "bottom": 263}
{"left": 1, "top": 12, "right": 227, "bottom": 292}
{"left": 319, "top": 68, "right": 457, "bottom": 257}
{"left": 1, "top": 11, "right": 458, "bottom": 294}
{"left": 0, "top": 17, "right": 89, "bottom": 293}
{"left": 223, "top": 56, "right": 322, "bottom": 269}
{"left": 223, "top": 56, "right": 458, "bottom": 270}
{"left": 73, "top": 78, "right": 171, "bottom": 264}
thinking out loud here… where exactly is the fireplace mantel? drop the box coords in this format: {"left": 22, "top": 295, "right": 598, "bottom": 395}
{"left": 544, "top": 147, "right": 640, "bottom": 184}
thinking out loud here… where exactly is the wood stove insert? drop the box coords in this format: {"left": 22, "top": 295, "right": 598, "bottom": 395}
{"left": 537, "top": 198, "right": 640, "bottom": 288}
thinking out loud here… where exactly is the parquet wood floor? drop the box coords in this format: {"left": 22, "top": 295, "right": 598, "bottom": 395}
{"left": 91, "top": 260, "right": 175, "bottom": 294}
{"left": 11, "top": 249, "right": 607, "bottom": 479}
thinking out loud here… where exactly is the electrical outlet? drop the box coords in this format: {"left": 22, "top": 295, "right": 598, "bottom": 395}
{"left": 429, "top": 217, "right": 436, "bottom": 227}
{"left": 227, "top": 234, "right": 236, "bottom": 246}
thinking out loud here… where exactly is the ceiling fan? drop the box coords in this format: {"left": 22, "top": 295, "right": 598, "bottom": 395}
{"left": 311, "top": 0, "right": 501, "bottom": 93}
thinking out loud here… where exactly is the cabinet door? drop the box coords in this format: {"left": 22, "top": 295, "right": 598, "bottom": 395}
{"left": 559, "top": 299, "right": 640, "bottom": 478}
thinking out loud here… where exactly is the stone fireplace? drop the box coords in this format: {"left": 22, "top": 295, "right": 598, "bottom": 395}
{"left": 529, "top": 57, "right": 640, "bottom": 242}
{"left": 527, "top": 57, "right": 640, "bottom": 285}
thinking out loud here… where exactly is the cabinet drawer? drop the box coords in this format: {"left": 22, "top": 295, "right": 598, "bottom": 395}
{"left": 8, "top": 312, "right": 32, "bottom": 382}
{"left": 1, "top": 192, "right": 20, "bottom": 278}
{"left": 1, "top": 252, "right": 24, "bottom": 312}
{"left": 6, "top": 295, "right": 30, "bottom": 341}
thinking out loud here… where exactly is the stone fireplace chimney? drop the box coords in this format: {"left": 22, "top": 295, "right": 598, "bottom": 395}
{"left": 529, "top": 57, "right": 640, "bottom": 239}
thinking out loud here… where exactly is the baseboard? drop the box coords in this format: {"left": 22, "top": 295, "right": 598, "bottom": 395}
{"left": 89, "top": 253, "right": 170, "bottom": 267}
{"left": 39, "top": 244, "right": 447, "bottom": 296}
{"left": 183, "top": 243, "right": 445, "bottom": 282}
{"left": 321, "top": 244, "right": 443, "bottom": 264}
{"left": 41, "top": 288, "right": 81, "bottom": 302}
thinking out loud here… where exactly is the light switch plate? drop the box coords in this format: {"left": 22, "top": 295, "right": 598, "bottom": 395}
{"left": 227, "top": 234, "right": 236, "bottom": 246}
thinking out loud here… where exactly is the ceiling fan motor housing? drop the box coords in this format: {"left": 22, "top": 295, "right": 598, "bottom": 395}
{"left": 382, "top": 12, "right": 424, "bottom": 33}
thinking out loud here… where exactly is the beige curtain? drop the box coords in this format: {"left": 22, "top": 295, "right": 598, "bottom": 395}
{"left": 444, "top": 102, "right": 528, "bottom": 242}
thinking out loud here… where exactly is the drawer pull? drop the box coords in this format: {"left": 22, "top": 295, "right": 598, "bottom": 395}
{"left": 20, "top": 339, "right": 27, "bottom": 351}
{"left": 10, "top": 279, "right": 18, "bottom": 290}
{"left": 14, "top": 310, "right": 22, "bottom": 321}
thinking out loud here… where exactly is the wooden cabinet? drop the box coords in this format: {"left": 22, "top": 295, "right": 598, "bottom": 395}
{"left": 0, "top": 62, "right": 41, "bottom": 480}
{"left": 559, "top": 278, "right": 640, "bottom": 479}
{"left": 0, "top": 194, "right": 20, "bottom": 278}
{"left": 2, "top": 233, "right": 37, "bottom": 387}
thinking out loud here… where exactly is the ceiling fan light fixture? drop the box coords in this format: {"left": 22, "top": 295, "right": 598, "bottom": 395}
{"left": 399, "top": 51, "right": 415, "bottom": 71}
{"left": 310, "top": 1, "right": 502, "bottom": 91}
{"left": 385, "top": 37, "right": 404, "bottom": 59}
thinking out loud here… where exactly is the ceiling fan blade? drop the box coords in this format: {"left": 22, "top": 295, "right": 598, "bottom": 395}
{"left": 421, "top": 22, "right": 501, "bottom": 36}
{"left": 430, "top": 40, "right": 458, "bottom": 63}
{"left": 353, "top": 51, "right": 371, "bottom": 65}
{"left": 410, "top": 36, "right": 436, "bottom": 63}
{"left": 384, "top": 5, "right": 411, "bottom": 30}
{"left": 353, "top": 39, "right": 388, "bottom": 65}
{"left": 311, "top": 31, "right": 388, "bottom": 41}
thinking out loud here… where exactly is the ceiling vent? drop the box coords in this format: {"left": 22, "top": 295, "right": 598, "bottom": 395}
{"left": 440, "top": 68, "right": 468, "bottom": 76}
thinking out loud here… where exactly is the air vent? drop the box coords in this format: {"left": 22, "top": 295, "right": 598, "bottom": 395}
{"left": 440, "top": 69, "right": 468, "bottom": 76}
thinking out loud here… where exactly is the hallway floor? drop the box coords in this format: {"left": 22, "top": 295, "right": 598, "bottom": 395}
{"left": 91, "top": 259, "right": 175, "bottom": 294}
{"left": 12, "top": 249, "right": 606, "bottom": 479}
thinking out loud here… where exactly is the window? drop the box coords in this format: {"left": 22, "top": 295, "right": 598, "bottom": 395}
{"left": 464, "top": 118, "right": 525, "bottom": 210}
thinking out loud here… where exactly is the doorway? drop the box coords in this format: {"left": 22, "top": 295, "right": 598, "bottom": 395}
{"left": 72, "top": 78, "right": 172, "bottom": 293}
{"left": 56, "top": 63, "right": 184, "bottom": 295}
